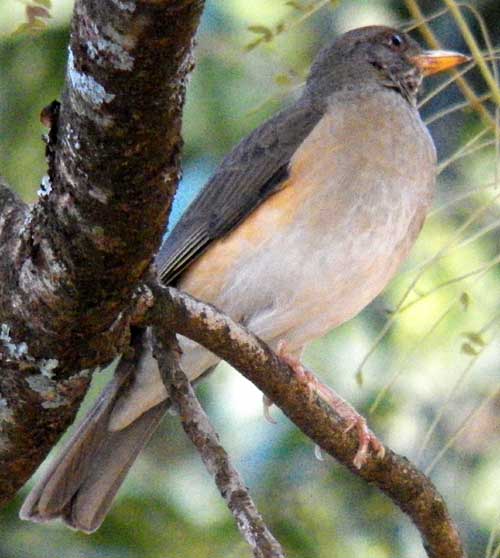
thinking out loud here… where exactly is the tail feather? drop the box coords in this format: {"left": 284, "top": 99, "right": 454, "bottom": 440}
{"left": 68, "top": 402, "right": 168, "bottom": 532}
{"left": 20, "top": 363, "right": 169, "bottom": 533}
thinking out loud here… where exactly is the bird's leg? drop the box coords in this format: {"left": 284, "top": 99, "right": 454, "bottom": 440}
{"left": 273, "top": 340, "right": 385, "bottom": 469}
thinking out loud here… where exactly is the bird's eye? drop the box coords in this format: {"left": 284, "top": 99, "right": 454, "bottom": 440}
{"left": 389, "top": 34, "right": 403, "bottom": 48}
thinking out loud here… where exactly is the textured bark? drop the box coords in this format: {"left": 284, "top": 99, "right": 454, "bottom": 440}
{"left": 146, "top": 283, "right": 465, "bottom": 558}
{"left": 0, "top": 0, "right": 203, "bottom": 504}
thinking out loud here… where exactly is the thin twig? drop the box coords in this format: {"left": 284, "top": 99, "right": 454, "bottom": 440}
{"left": 355, "top": 187, "right": 500, "bottom": 380}
{"left": 425, "top": 381, "right": 500, "bottom": 475}
{"left": 441, "top": 0, "right": 500, "bottom": 105}
{"left": 405, "top": 0, "right": 495, "bottom": 129}
{"left": 370, "top": 252, "right": 499, "bottom": 415}
{"left": 418, "top": 312, "right": 500, "bottom": 464}
{"left": 153, "top": 327, "right": 285, "bottom": 558}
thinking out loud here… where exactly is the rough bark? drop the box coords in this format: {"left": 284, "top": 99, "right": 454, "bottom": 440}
{"left": 0, "top": 0, "right": 204, "bottom": 504}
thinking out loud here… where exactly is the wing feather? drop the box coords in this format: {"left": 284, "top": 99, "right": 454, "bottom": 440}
{"left": 156, "top": 95, "right": 324, "bottom": 284}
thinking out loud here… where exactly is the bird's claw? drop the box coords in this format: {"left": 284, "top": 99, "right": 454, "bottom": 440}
{"left": 344, "top": 416, "right": 385, "bottom": 469}
{"left": 262, "top": 394, "right": 277, "bottom": 424}
{"left": 276, "top": 339, "right": 385, "bottom": 469}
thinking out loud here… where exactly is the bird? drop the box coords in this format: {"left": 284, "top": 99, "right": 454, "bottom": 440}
{"left": 20, "top": 25, "right": 469, "bottom": 533}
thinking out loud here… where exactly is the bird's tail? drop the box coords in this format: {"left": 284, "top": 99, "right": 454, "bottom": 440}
{"left": 19, "top": 360, "right": 169, "bottom": 533}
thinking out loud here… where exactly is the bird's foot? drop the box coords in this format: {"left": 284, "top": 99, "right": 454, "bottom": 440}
{"left": 263, "top": 394, "right": 277, "bottom": 424}
{"left": 274, "top": 340, "right": 385, "bottom": 469}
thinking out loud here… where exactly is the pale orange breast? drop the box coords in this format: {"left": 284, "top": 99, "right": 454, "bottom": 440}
{"left": 178, "top": 117, "right": 342, "bottom": 303}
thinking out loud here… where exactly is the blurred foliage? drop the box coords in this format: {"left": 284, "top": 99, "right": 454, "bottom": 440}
{"left": 0, "top": 1, "right": 499, "bottom": 557}
{"left": 13, "top": 1, "right": 53, "bottom": 35}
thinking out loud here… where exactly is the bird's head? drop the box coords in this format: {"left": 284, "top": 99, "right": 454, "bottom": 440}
{"left": 307, "top": 25, "right": 470, "bottom": 106}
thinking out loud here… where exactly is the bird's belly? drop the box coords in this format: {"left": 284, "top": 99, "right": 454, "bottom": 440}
{"left": 178, "top": 181, "right": 429, "bottom": 376}
{"left": 220, "top": 195, "right": 425, "bottom": 351}
{"left": 178, "top": 91, "right": 435, "bottom": 376}
{"left": 177, "top": 203, "right": 422, "bottom": 378}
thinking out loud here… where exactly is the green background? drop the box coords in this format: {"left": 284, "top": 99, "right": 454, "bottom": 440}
{"left": 0, "top": 1, "right": 499, "bottom": 557}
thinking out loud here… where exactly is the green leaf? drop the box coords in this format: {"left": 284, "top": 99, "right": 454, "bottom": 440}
{"left": 275, "top": 21, "right": 286, "bottom": 34}
{"left": 355, "top": 369, "right": 364, "bottom": 387}
{"left": 13, "top": 17, "right": 47, "bottom": 36}
{"left": 461, "top": 342, "right": 479, "bottom": 356}
{"left": 244, "top": 38, "right": 264, "bottom": 52}
{"left": 286, "top": 1, "right": 306, "bottom": 12}
{"left": 12, "top": 22, "right": 32, "bottom": 36}
{"left": 29, "top": 18, "right": 48, "bottom": 30}
{"left": 274, "top": 73, "right": 292, "bottom": 86}
{"left": 462, "top": 332, "right": 486, "bottom": 347}
{"left": 247, "top": 25, "right": 273, "bottom": 42}
{"left": 33, "top": 0, "right": 52, "bottom": 8}
{"left": 459, "top": 292, "right": 470, "bottom": 311}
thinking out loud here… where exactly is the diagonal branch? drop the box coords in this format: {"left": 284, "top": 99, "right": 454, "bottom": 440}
{"left": 153, "top": 327, "right": 285, "bottom": 558}
{"left": 144, "top": 281, "right": 465, "bottom": 558}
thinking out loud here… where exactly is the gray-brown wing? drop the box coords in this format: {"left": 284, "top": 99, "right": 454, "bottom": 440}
{"left": 156, "top": 94, "right": 324, "bottom": 284}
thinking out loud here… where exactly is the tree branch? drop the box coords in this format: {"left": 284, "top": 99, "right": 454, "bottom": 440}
{"left": 0, "top": 0, "right": 203, "bottom": 505}
{"left": 153, "top": 327, "right": 285, "bottom": 558}
{"left": 145, "top": 282, "right": 465, "bottom": 558}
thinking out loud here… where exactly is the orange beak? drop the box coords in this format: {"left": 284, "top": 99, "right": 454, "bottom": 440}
{"left": 410, "top": 50, "right": 471, "bottom": 76}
